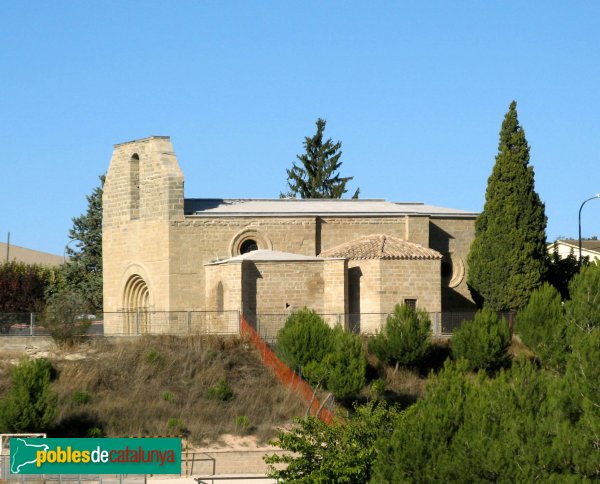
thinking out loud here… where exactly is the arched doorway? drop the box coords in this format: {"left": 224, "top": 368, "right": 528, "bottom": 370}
{"left": 123, "top": 274, "right": 150, "bottom": 334}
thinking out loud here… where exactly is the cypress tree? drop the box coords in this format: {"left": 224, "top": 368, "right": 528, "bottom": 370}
{"left": 467, "top": 101, "right": 548, "bottom": 311}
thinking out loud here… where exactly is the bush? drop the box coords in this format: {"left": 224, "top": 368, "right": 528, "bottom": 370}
{"left": 266, "top": 402, "right": 400, "bottom": 483}
{"left": 368, "top": 304, "right": 431, "bottom": 368}
{"left": 162, "top": 391, "right": 174, "bottom": 402}
{"left": 566, "top": 263, "right": 600, "bottom": 332}
{"left": 370, "top": 379, "right": 385, "bottom": 400}
{"left": 277, "top": 308, "right": 335, "bottom": 370}
{"left": 167, "top": 417, "right": 186, "bottom": 434}
{"left": 0, "top": 358, "right": 57, "bottom": 432}
{"left": 41, "top": 290, "right": 92, "bottom": 345}
{"left": 87, "top": 426, "right": 103, "bottom": 438}
{"left": 451, "top": 309, "right": 511, "bottom": 371}
{"left": 567, "top": 328, "right": 600, "bottom": 408}
{"left": 316, "top": 327, "right": 367, "bottom": 399}
{"left": 0, "top": 261, "right": 59, "bottom": 312}
{"left": 516, "top": 283, "right": 569, "bottom": 371}
{"left": 146, "top": 349, "right": 163, "bottom": 364}
{"left": 235, "top": 415, "right": 250, "bottom": 434}
{"left": 72, "top": 390, "right": 92, "bottom": 405}
{"left": 206, "top": 379, "right": 234, "bottom": 402}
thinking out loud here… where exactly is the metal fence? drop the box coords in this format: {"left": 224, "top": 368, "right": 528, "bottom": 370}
{"left": 0, "top": 311, "right": 240, "bottom": 337}
{"left": 0, "top": 310, "right": 512, "bottom": 339}
{"left": 0, "top": 451, "right": 279, "bottom": 482}
{"left": 0, "top": 454, "right": 147, "bottom": 483}
{"left": 253, "top": 310, "right": 515, "bottom": 343}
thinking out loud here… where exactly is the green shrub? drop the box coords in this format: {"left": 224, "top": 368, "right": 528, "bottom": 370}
{"left": 167, "top": 417, "right": 186, "bottom": 434}
{"left": 567, "top": 328, "right": 600, "bottom": 407}
{"left": 451, "top": 309, "right": 511, "bottom": 371}
{"left": 206, "top": 379, "right": 234, "bottom": 402}
{"left": 87, "top": 426, "right": 103, "bottom": 438}
{"left": 368, "top": 304, "right": 431, "bottom": 368}
{"left": 320, "top": 327, "right": 366, "bottom": 398}
{"left": 72, "top": 390, "right": 92, "bottom": 405}
{"left": 566, "top": 263, "right": 600, "bottom": 332}
{"left": 266, "top": 401, "right": 401, "bottom": 483}
{"left": 146, "top": 349, "right": 163, "bottom": 364}
{"left": 235, "top": 415, "right": 250, "bottom": 434}
{"left": 516, "top": 283, "right": 569, "bottom": 371}
{"left": 41, "top": 291, "right": 92, "bottom": 346}
{"left": 0, "top": 358, "right": 57, "bottom": 432}
{"left": 162, "top": 391, "right": 174, "bottom": 402}
{"left": 276, "top": 308, "right": 335, "bottom": 370}
{"left": 371, "top": 379, "right": 385, "bottom": 400}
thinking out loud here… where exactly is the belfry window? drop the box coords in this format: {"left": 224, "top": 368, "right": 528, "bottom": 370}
{"left": 130, "top": 153, "right": 140, "bottom": 219}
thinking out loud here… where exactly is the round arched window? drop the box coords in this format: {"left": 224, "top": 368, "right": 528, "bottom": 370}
{"left": 240, "top": 239, "right": 258, "bottom": 254}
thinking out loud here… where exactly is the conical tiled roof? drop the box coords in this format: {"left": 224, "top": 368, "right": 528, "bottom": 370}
{"left": 319, "top": 234, "right": 442, "bottom": 260}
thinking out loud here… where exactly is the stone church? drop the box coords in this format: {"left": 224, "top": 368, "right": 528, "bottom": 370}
{"left": 102, "top": 136, "right": 477, "bottom": 336}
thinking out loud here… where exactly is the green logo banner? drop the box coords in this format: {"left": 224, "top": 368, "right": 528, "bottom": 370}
{"left": 10, "top": 438, "right": 181, "bottom": 475}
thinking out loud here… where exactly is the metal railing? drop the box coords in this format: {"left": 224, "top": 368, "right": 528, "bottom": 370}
{"left": 0, "top": 451, "right": 282, "bottom": 482}
{"left": 0, "top": 310, "right": 511, "bottom": 338}
{"left": 252, "top": 310, "right": 514, "bottom": 342}
{"left": 0, "top": 311, "right": 240, "bottom": 337}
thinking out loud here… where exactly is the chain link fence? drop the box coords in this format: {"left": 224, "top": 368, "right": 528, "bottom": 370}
{"left": 0, "top": 310, "right": 513, "bottom": 339}
{"left": 0, "top": 311, "right": 240, "bottom": 337}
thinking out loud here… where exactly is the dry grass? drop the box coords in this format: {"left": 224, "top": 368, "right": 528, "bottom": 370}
{"left": 29, "top": 335, "right": 306, "bottom": 445}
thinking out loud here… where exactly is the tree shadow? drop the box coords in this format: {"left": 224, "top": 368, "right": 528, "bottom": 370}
{"left": 51, "top": 412, "right": 104, "bottom": 438}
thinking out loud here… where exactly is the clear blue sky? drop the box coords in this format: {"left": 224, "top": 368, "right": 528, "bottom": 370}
{"left": 1, "top": 1, "right": 599, "bottom": 256}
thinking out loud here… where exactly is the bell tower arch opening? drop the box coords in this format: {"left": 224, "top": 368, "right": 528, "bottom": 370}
{"left": 130, "top": 153, "right": 140, "bottom": 220}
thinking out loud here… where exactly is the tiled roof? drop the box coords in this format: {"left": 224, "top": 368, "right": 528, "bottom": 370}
{"left": 319, "top": 234, "right": 443, "bottom": 260}
{"left": 184, "top": 198, "right": 477, "bottom": 218}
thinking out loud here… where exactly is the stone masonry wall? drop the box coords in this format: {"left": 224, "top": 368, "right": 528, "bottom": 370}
{"left": 429, "top": 217, "right": 476, "bottom": 310}
{"left": 168, "top": 218, "right": 317, "bottom": 311}
{"left": 204, "top": 262, "right": 243, "bottom": 312}
{"left": 380, "top": 258, "right": 442, "bottom": 314}
{"left": 317, "top": 217, "right": 407, "bottom": 253}
{"left": 242, "top": 260, "right": 325, "bottom": 319}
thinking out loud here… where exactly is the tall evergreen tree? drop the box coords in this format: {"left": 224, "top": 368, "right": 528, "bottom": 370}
{"left": 467, "top": 101, "right": 547, "bottom": 311}
{"left": 61, "top": 175, "right": 104, "bottom": 312}
{"left": 282, "top": 118, "right": 359, "bottom": 199}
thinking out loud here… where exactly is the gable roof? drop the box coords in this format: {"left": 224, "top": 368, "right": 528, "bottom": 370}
{"left": 319, "top": 234, "right": 443, "bottom": 260}
{"left": 184, "top": 198, "right": 477, "bottom": 218}
{"left": 549, "top": 239, "right": 600, "bottom": 255}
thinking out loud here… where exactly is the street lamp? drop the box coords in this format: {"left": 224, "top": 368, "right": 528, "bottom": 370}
{"left": 578, "top": 194, "right": 600, "bottom": 266}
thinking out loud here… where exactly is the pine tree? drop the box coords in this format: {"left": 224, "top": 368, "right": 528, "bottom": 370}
{"left": 282, "top": 118, "right": 359, "bottom": 199}
{"left": 467, "top": 101, "right": 547, "bottom": 311}
{"left": 61, "top": 175, "right": 104, "bottom": 312}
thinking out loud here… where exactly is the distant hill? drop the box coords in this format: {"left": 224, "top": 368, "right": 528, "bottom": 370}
{"left": 0, "top": 242, "right": 63, "bottom": 266}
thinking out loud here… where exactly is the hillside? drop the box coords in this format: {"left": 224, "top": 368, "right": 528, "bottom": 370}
{"left": 0, "top": 335, "right": 307, "bottom": 444}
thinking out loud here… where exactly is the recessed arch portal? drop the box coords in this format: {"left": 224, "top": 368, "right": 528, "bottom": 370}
{"left": 123, "top": 274, "right": 150, "bottom": 310}
{"left": 122, "top": 274, "right": 150, "bottom": 334}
